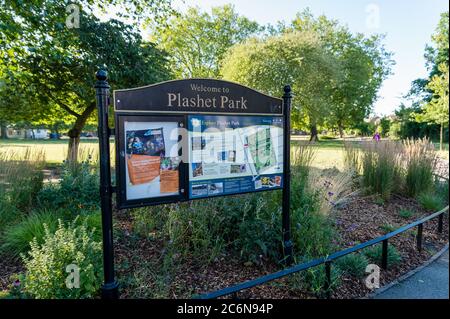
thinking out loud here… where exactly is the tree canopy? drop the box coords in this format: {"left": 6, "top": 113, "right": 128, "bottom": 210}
{"left": 222, "top": 31, "right": 340, "bottom": 139}
{"left": 0, "top": 0, "right": 173, "bottom": 160}
{"left": 149, "top": 4, "right": 262, "bottom": 78}
{"left": 222, "top": 10, "right": 393, "bottom": 140}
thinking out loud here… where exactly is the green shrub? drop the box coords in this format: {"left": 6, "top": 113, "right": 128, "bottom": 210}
{"left": 374, "top": 196, "right": 385, "bottom": 206}
{"left": 403, "top": 139, "right": 437, "bottom": 197}
{"left": 0, "top": 290, "right": 10, "bottom": 299}
{"left": 364, "top": 244, "right": 402, "bottom": 266}
{"left": 131, "top": 191, "right": 283, "bottom": 265}
{"left": 230, "top": 193, "right": 281, "bottom": 263}
{"left": 0, "top": 210, "right": 60, "bottom": 259}
{"left": 418, "top": 192, "right": 444, "bottom": 212}
{"left": 398, "top": 209, "right": 415, "bottom": 219}
{"left": 78, "top": 210, "right": 102, "bottom": 242}
{"left": 290, "top": 144, "right": 336, "bottom": 260}
{"left": 21, "top": 219, "right": 102, "bottom": 299}
{"left": 289, "top": 263, "right": 341, "bottom": 298}
{"left": 336, "top": 253, "right": 369, "bottom": 278}
{"left": 37, "top": 160, "right": 99, "bottom": 214}
{"left": 163, "top": 200, "right": 226, "bottom": 264}
{"left": 0, "top": 199, "right": 21, "bottom": 234}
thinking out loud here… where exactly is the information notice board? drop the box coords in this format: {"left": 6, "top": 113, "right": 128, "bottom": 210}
{"left": 188, "top": 115, "right": 283, "bottom": 199}
{"left": 114, "top": 79, "right": 285, "bottom": 209}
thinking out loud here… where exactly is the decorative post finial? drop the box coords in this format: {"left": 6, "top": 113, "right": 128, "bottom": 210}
{"left": 95, "top": 69, "right": 109, "bottom": 90}
{"left": 283, "top": 85, "right": 292, "bottom": 98}
{"left": 96, "top": 69, "right": 108, "bottom": 81}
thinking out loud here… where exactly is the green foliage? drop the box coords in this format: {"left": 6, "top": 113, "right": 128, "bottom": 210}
{"left": 21, "top": 219, "right": 103, "bottom": 299}
{"left": 1, "top": 0, "right": 173, "bottom": 161}
{"left": 405, "top": 11, "right": 449, "bottom": 150}
{"left": 0, "top": 274, "right": 26, "bottom": 299}
{"left": 353, "top": 121, "right": 377, "bottom": 137}
{"left": 380, "top": 223, "right": 396, "bottom": 234}
{"left": 373, "top": 196, "right": 385, "bottom": 206}
{"left": 0, "top": 200, "right": 21, "bottom": 234}
{"left": 150, "top": 4, "right": 261, "bottom": 78}
{"left": 0, "top": 149, "right": 45, "bottom": 212}
{"left": 37, "top": 160, "right": 100, "bottom": 213}
{"left": 290, "top": 146, "right": 336, "bottom": 260}
{"left": 131, "top": 192, "right": 282, "bottom": 266}
{"left": 398, "top": 209, "right": 415, "bottom": 219}
{"left": 336, "top": 253, "right": 369, "bottom": 278}
{"left": 364, "top": 244, "right": 402, "bottom": 266}
{"left": 0, "top": 210, "right": 59, "bottom": 259}
{"left": 379, "top": 117, "right": 391, "bottom": 138}
{"left": 290, "top": 10, "right": 393, "bottom": 136}
{"left": 222, "top": 193, "right": 281, "bottom": 264}
{"left": 289, "top": 264, "right": 341, "bottom": 298}
{"left": 435, "top": 179, "right": 449, "bottom": 205}
{"left": 222, "top": 31, "right": 341, "bottom": 137}
{"left": 417, "top": 192, "right": 444, "bottom": 212}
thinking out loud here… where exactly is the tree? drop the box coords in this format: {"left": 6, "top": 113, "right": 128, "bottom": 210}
{"left": 407, "top": 12, "right": 449, "bottom": 108}
{"left": 221, "top": 31, "right": 341, "bottom": 141}
{"left": 150, "top": 4, "right": 262, "bottom": 78}
{"left": 289, "top": 10, "right": 393, "bottom": 138}
{"left": 414, "top": 63, "right": 449, "bottom": 151}
{"left": 1, "top": 0, "right": 172, "bottom": 161}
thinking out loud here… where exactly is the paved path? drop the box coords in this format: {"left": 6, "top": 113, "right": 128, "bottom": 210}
{"left": 374, "top": 250, "right": 449, "bottom": 299}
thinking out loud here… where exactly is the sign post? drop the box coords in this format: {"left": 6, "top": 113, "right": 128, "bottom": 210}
{"left": 95, "top": 71, "right": 294, "bottom": 298}
{"left": 95, "top": 70, "right": 119, "bottom": 299}
{"left": 282, "top": 85, "right": 293, "bottom": 265}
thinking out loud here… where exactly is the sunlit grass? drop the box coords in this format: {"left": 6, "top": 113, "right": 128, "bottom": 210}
{"left": 0, "top": 139, "right": 114, "bottom": 165}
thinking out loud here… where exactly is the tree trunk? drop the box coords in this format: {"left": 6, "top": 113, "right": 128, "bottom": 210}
{"left": 0, "top": 123, "right": 8, "bottom": 139}
{"left": 309, "top": 124, "right": 319, "bottom": 142}
{"left": 338, "top": 123, "right": 344, "bottom": 138}
{"left": 67, "top": 103, "right": 96, "bottom": 162}
{"left": 440, "top": 122, "right": 443, "bottom": 152}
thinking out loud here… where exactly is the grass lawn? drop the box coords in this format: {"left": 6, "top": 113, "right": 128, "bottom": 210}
{"left": 0, "top": 138, "right": 108, "bottom": 164}
{"left": 0, "top": 137, "right": 347, "bottom": 170}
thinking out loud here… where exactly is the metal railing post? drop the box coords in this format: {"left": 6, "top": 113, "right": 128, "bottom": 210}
{"left": 381, "top": 239, "right": 388, "bottom": 270}
{"left": 438, "top": 214, "right": 443, "bottom": 233}
{"left": 417, "top": 223, "right": 423, "bottom": 252}
{"left": 325, "top": 261, "right": 331, "bottom": 299}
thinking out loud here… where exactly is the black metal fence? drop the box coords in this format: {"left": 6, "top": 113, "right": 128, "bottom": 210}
{"left": 197, "top": 205, "right": 449, "bottom": 299}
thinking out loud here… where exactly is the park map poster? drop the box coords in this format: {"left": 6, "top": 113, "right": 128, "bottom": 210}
{"left": 188, "top": 115, "right": 284, "bottom": 199}
{"left": 124, "top": 122, "right": 180, "bottom": 200}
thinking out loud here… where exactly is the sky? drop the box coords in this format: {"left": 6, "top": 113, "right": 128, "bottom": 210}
{"left": 169, "top": 0, "right": 449, "bottom": 116}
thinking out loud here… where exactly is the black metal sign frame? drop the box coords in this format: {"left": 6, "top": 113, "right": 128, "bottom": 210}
{"left": 94, "top": 71, "right": 293, "bottom": 299}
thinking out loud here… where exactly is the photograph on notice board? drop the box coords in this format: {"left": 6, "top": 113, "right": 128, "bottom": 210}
{"left": 123, "top": 121, "right": 181, "bottom": 202}
{"left": 126, "top": 128, "right": 165, "bottom": 185}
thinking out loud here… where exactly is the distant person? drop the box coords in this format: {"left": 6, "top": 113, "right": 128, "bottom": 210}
{"left": 373, "top": 132, "right": 381, "bottom": 142}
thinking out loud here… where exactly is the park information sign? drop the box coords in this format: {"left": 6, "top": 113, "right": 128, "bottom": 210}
{"left": 113, "top": 79, "right": 285, "bottom": 208}
{"left": 95, "top": 71, "right": 293, "bottom": 298}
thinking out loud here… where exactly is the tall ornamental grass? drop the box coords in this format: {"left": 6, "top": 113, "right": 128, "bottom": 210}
{"left": 360, "top": 140, "right": 402, "bottom": 200}
{"left": 0, "top": 148, "right": 45, "bottom": 232}
{"left": 344, "top": 138, "right": 440, "bottom": 202}
{"left": 402, "top": 138, "right": 437, "bottom": 197}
